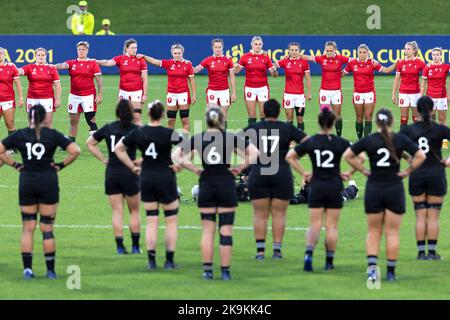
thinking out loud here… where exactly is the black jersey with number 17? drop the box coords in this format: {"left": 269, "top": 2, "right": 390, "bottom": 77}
{"left": 351, "top": 132, "right": 419, "bottom": 183}
{"left": 400, "top": 122, "right": 450, "bottom": 177}
{"left": 294, "top": 134, "right": 350, "bottom": 182}
{"left": 1, "top": 128, "right": 72, "bottom": 172}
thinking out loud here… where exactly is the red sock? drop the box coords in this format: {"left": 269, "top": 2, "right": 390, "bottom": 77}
{"left": 412, "top": 116, "right": 418, "bottom": 122}
{"left": 401, "top": 117, "right": 408, "bottom": 126}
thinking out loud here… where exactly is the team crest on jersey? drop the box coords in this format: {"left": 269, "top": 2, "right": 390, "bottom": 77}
{"left": 123, "top": 60, "right": 129, "bottom": 66}
{"left": 32, "top": 68, "right": 37, "bottom": 74}
{"left": 248, "top": 58, "right": 252, "bottom": 64}
{"left": 211, "top": 61, "right": 215, "bottom": 68}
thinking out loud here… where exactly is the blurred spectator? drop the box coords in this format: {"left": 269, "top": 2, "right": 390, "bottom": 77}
{"left": 71, "top": 1, "right": 95, "bottom": 35}
{"left": 96, "top": 19, "right": 116, "bottom": 35}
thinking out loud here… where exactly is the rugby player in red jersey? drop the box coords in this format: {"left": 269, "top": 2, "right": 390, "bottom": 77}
{"left": 234, "top": 36, "right": 278, "bottom": 126}
{"left": 276, "top": 42, "right": 311, "bottom": 131}
{"left": 0, "top": 47, "right": 24, "bottom": 137}
{"left": 96, "top": 39, "right": 148, "bottom": 126}
{"left": 302, "top": 41, "right": 351, "bottom": 137}
{"left": 194, "top": 38, "right": 236, "bottom": 130}
{"left": 392, "top": 41, "right": 426, "bottom": 128}
{"left": 138, "top": 43, "right": 196, "bottom": 138}
{"left": 18, "top": 48, "right": 61, "bottom": 128}
{"left": 420, "top": 47, "right": 450, "bottom": 125}
{"left": 343, "top": 44, "right": 397, "bottom": 139}
{"left": 54, "top": 41, "right": 103, "bottom": 142}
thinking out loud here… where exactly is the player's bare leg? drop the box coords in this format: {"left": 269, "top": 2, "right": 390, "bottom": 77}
{"left": 200, "top": 208, "right": 216, "bottom": 279}
{"left": 412, "top": 105, "right": 420, "bottom": 122}
{"left": 270, "top": 198, "right": 289, "bottom": 259}
{"left": 131, "top": 101, "right": 142, "bottom": 126}
{"left": 20, "top": 204, "right": 38, "bottom": 278}
{"left": 257, "top": 100, "right": 265, "bottom": 121}
{"left": 166, "top": 105, "right": 177, "bottom": 129}
{"left": 69, "top": 113, "right": 80, "bottom": 141}
{"left": 332, "top": 104, "right": 343, "bottom": 136}
{"left": 438, "top": 110, "right": 446, "bottom": 125}
{"left": 304, "top": 208, "right": 324, "bottom": 271}
{"left": 400, "top": 106, "right": 410, "bottom": 128}
{"left": 126, "top": 192, "right": 141, "bottom": 253}
{"left": 426, "top": 195, "right": 443, "bottom": 260}
{"left": 354, "top": 103, "right": 364, "bottom": 139}
{"left": 251, "top": 198, "right": 270, "bottom": 259}
{"left": 45, "top": 112, "right": 54, "bottom": 129}
{"left": 144, "top": 202, "right": 159, "bottom": 268}
{"left": 413, "top": 194, "right": 427, "bottom": 259}
{"left": 108, "top": 194, "right": 127, "bottom": 254}
{"left": 324, "top": 209, "right": 340, "bottom": 269}
{"left": 218, "top": 207, "right": 235, "bottom": 280}
{"left": 39, "top": 203, "right": 58, "bottom": 278}
{"left": 3, "top": 108, "right": 16, "bottom": 133}
{"left": 179, "top": 104, "right": 190, "bottom": 138}
{"left": 384, "top": 210, "right": 403, "bottom": 280}
{"left": 363, "top": 103, "right": 375, "bottom": 137}
{"left": 245, "top": 100, "right": 258, "bottom": 125}
{"left": 285, "top": 108, "right": 294, "bottom": 125}
{"left": 161, "top": 200, "right": 179, "bottom": 269}
{"left": 221, "top": 105, "right": 229, "bottom": 130}
{"left": 366, "top": 213, "right": 383, "bottom": 258}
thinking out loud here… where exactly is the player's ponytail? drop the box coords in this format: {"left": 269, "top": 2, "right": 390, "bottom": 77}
{"left": 148, "top": 100, "right": 165, "bottom": 121}
{"left": 318, "top": 107, "right": 336, "bottom": 131}
{"left": 417, "top": 95, "right": 434, "bottom": 132}
{"left": 116, "top": 100, "right": 133, "bottom": 127}
{"left": 28, "top": 104, "right": 46, "bottom": 141}
{"left": 206, "top": 107, "right": 224, "bottom": 131}
{"left": 376, "top": 109, "right": 399, "bottom": 163}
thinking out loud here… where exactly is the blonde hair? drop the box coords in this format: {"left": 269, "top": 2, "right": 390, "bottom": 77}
{"left": 325, "top": 41, "right": 337, "bottom": 49}
{"left": 35, "top": 47, "right": 47, "bottom": 55}
{"left": 431, "top": 47, "right": 442, "bottom": 54}
{"left": 358, "top": 43, "right": 370, "bottom": 52}
{"left": 405, "top": 41, "right": 419, "bottom": 56}
{"left": 123, "top": 39, "right": 137, "bottom": 54}
{"left": 251, "top": 36, "right": 263, "bottom": 47}
{"left": 171, "top": 43, "right": 185, "bottom": 53}
{"left": 77, "top": 41, "right": 89, "bottom": 49}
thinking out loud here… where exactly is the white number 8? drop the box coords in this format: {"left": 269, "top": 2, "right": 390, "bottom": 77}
{"left": 26, "top": 142, "right": 45, "bottom": 160}
{"left": 418, "top": 137, "right": 429, "bottom": 154}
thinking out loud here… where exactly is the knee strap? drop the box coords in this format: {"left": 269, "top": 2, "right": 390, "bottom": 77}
{"left": 179, "top": 109, "right": 190, "bottom": 119}
{"left": 21, "top": 212, "right": 37, "bottom": 221}
{"left": 164, "top": 208, "right": 179, "bottom": 217}
{"left": 43, "top": 231, "right": 54, "bottom": 240}
{"left": 201, "top": 213, "right": 216, "bottom": 222}
{"left": 40, "top": 215, "right": 55, "bottom": 225}
{"left": 218, "top": 212, "right": 235, "bottom": 228}
{"left": 414, "top": 202, "right": 428, "bottom": 210}
{"left": 428, "top": 203, "right": 443, "bottom": 210}
{"left": 167, "top": 110, "right": 177, "bottom": 119}
{"left": 146, "top": 209, "right": 159, "bottom": 217}
{"left": 220, "top": 234, "right": 233, "bottom": 246}
{"left": 133, "top": 108, "right": 142, "bottom": 114}
{"left": 296, "top": 107, "right": 305, "bottom": 117}
{"left": 84, "top": 112, "right": 97, "bottom": 131}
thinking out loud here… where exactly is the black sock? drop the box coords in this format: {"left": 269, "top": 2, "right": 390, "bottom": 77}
{"left": 22, "top": 252, "right": 33, "bottom": 270}
{"left": 203, "top": 262, "right": 213, "bottom": 273}
{"left": 336, "top": 119, "right": 343, "bottom": 136}
{"left": 428, "top": 239, "right": 437, "bottom": 254}
{"left": 45, "top": 252, "right": 56, "bottom": 272}
{"left": 387, "top": 259, "right": 396, "bottom": 274}
{"left": 131, "top": 232, "right": 140, "bottom": 247}
{"left": 147, "top": 250, "right": 156, "bottom": 263}
{"left": 355, "top": 122, "right": 363, "bottom": 139}
{"left": 287, "top": 121, "right": 294, "bottom": 126}
{"left": 417, "top": 240, "right": 426, "bottom": 254}
{"left": 305, "top": 245, "right": 314, "bottom": 257}
{"left": 297, "top": 122, "right": 305, "bottom": 131}
{"left": 166, "top": 250, "right": 174, "bottom": 263}
{"left": 256, "top": 239, "right": 265, "bottom": 254}
{"left": 260, "top": 117, "right": 265, "bottom": 122}
{"left": 273, "top": 242, "right": 282, "bottom": 253}
{"left": 69, "top": 136, "right": 76, "bottom": 143}
{"left": 115, "top": 236, "right": 124, "bottom": 249}
{"left": 326, "top": 250, "right": 335, "bottom": 264}
{"left": 248, "top": 118, "right": 257, "bottom": 125}
{"left": 363, "top": 121, "right": 372, "bottom": 137}
{"left": 221, "top": 266, "right": 230, "bottom": 273}
{"left": 367, "top": 255, "right": 378, "bottom": 267}
{"left": 224, "top": 120, "right": 228, "bottom": 130}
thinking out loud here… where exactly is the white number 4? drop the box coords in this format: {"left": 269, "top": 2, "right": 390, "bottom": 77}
{"left": 145, "top": 142, "right": 158, "bottom": 159}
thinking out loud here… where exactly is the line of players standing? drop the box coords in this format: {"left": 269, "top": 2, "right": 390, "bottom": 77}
{"left": 0, "top": 37, "right": 450, "bottom": 282}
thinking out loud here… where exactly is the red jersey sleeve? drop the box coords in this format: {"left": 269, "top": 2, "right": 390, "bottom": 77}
{"left": 187, "top": 62, "right": 194, "bottom": 77}
{"left": 227, "top": 58, "right": 234, "bottom": 70}
{"left": 422, "top": 65, "right": 430, "bottom": 79}
{"left": 303, "top": 60, "right": 310, "bottom": 72}
{"left": 12, "top": 65, "right": 19, "bottom": 78}
{"left": 266, "top": 56, "right": 274, "bottom": 69}
{"left": 22, "top": 64, "right": 31, "bottom": 75}
{"left": 373, "top": 60, "right": 383, "bottom": 72}
{"left": 161, "top": 59, "right": 171, "bottom": 70}
{"left": 276, "top": 58, "right": 286, "bottom": 68}
{"left": 52, "top": 67, "right": 60, "bottom": 82}
{"left": 396, "top": 61, "right": 403, "bottom": 74}
{"left": 344, "top": 61, "right": 353, "bottom": 73}
{"left": 314, "top": 55, "right": 325, "bottom": 64}
{"left": 199, "top": 57, "right": 209, "bottom": 69}
{"left": 419, "top": 60, "right": 426, "bottom": 71}
{"left": 238, "top": 54, "right": 247, "bottom": 67}
{"left": 65, "top": 60, "right": 73, "bottom": 69}
{"left": 93, "top": 61, "right": 101, "bottom": 75}
{"left": 112, "top": 55, "right": 122, "bottom": 66}
{"left": 139, "top": 58, "right": 148, "bottom": 71}
{"left": 338, "top": 55, "right": 350, "bottom": 64}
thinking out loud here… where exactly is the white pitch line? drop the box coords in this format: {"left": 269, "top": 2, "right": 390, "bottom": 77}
{"left": 0, "top": 224, "right": 309, "bottom": 231}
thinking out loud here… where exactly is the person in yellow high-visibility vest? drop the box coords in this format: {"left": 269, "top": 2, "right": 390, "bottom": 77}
{"left": 96, "top": 19, "right": 116, "bottom": 36}
{"left": 71, "top": 1, "right": 95, "bottom": 35}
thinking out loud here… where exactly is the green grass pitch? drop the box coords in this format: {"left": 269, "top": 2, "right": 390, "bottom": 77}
{"left": 0, "top": 74, "right": 449, "bottom": 299}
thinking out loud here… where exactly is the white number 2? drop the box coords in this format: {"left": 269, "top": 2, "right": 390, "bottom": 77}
{"left": 25, "top": 142, "right": 45, "bottom": 160}
{"left": 376, "top": 148, "right": 391, "bottom": 167}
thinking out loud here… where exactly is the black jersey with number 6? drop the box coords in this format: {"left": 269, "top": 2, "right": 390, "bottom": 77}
{"left": 244, "top": 120, "right": 306, "bottom": 172}
{"left": 93, "top": 121, "right": 138, "bottom": 173}
{"left": 294, "top": 134, "right": 350, "bottom": 183}
{"left": 122, "top": 125, "right": 182, "bottom": 173}
{"left": 2, "top": 128, "right": 72, "bottom": 171}
{"left": 400, "top": 122, "right": 450, "bottom": 177}
{"left": 351, "top": 132, "right": 419, "bottom": 183}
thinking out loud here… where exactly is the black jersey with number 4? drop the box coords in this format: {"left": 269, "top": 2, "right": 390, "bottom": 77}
{"left": 2, "top": 128, "right": 72, "bottom": 172}
{"left": 400, "top": 122, "right": 450, "bottom": 177}
{"left": 351, "top": 132, "right": 419, "bottom": 183}
{"left": 244, "top": 121, "right": 306, "bottom": 172}
{"left": 184, "top": 130, "right": 249, "bottom": 176}
{"left": 294, "top": 134, "right": 350, "bottom": 182}
{"left": 93, "top": 121, "right": 138, "bottom": 169}
{"left": 122, "top": 125, "right": 182, "bottom": 171}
